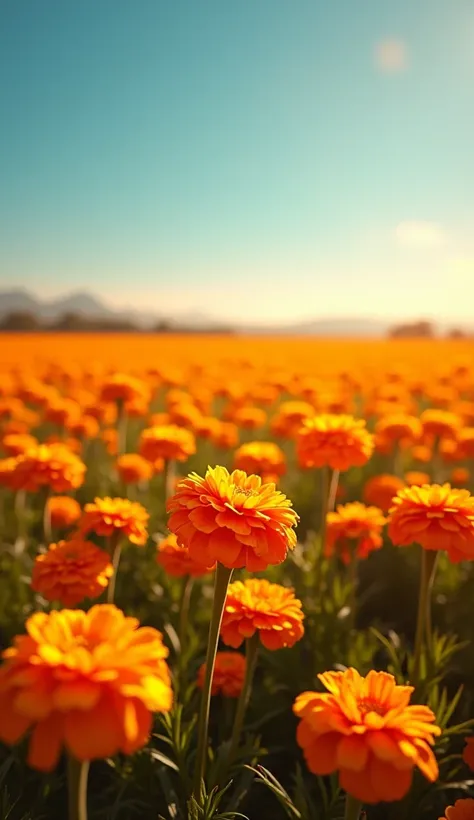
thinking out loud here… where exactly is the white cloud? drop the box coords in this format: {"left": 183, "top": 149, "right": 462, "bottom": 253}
{"left": 394, "top": 220, "right": 447, "bottom": 248}
{"left": 375, "top": 39, "right": 409, "bottom": 74}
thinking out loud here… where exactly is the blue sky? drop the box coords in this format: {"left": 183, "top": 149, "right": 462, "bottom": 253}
{"left": 1, "top": 0, "right": 473, "bottom": 323}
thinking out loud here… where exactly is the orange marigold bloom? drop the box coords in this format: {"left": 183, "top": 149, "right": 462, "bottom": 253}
{"left": 116, "top": 453, "right": 153, "bottom": 484}
{"left": 363, "top": 474, "right": 405, "bottom": 512}
{"left": 232, "top": 406, "right": 267, "bottom": 430}
{"left": 0, "top": 456, "right": 19, "bottom": 489}
{"left": 297, "top": 414, "right": 374, "bottom": 472}
{"left": 102, "top": 428, "right": 118, "bottom": 455}
{"left": 100, "top": 373, "right": 148, "bottom": 404}
{"left": 405, "top": 471, "right": 431, "bottom": 486}
{"left": 220, "top": 578, "right": 304, "bottom": 649}
{"left": 168, "top": 402, "right": 203, "bottom": 430}
{"left": 2, "top": 432, "right": 38, "bottom": 456}
{"left": 31, "top": 539, "right": 113, "bottom": 606}
{"left": 139, "top": 425, "right": 196, "bottom": 463}
{"left": 167, "top": 466, "right": 298, "bottom": 571}
{"left": 457, "top": 428, "right": 474, "bottom": 460}
{"left": 326, "top": 502, "right": 386, "bottom": 564}
{"left": 197, "top": 651, "right": 246, "bottom": 698}
{"left": 375, "top": 413, "right": 422, "bottom": 446}
{"left": 47, "top": 496, "right": 81, "bottom": 529}
{"left": 294, "top": 668, "right": 440, "bottom": 804}
{"left": 421, "top": 409, "right": 461, "bottom": 440}
{"left": 234, "top": 441, "right": 286, "bottom": 481}
{"left": 388, "top": 484, "right": 474, "bottom": 562}
{"left": 412, "top": 444, "right": 432, "bottom": 464}
{"left": 12, "top": 444, "right": 86, "bottom": 493}
{"left": 210, "top": 420, "right": 239, "bottom": 450}
{"left": 451, "top": 467, "right": 470, "bottom": 486}
{"left": 0, "top": 605, "right": 172, "bottom": 771}
{"left": 68, "top": 414, "right": 100, "bottom": 440}
{"left": 156, "top": 533, "right": 215, "bottom": 577}
{"left": 463, "top": 737, "right": 474, "bottom": 771}
{"left": 270, "top": 401, "right": 314, "bottom": 439}
{"left": 44, "top": 397, "right": 81, "bottom": 428}
{"left": 439, "top": 799, "right": 474, "bottom": 820}
{"left": 79, "top": 497, "right": 149, "bottom": 545}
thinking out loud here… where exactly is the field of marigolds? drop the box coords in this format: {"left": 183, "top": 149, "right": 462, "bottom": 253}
{"left": 1, "top": 333, "right": 474, "bottom": 820}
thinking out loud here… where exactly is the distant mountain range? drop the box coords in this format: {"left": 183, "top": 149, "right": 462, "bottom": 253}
{"left": 0, "top": 288, "right": 470, "bottom": 336}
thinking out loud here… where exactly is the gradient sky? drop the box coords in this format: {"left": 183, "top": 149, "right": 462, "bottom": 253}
{"left": 1, "top": 0, "right": 473, "bottom": 324}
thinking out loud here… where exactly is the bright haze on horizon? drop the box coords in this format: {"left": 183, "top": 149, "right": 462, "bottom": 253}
{"left": 0, "top": 0, "right": 473, "bottom": 324}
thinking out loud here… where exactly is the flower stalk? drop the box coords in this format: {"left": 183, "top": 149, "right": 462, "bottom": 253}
{"left": 107, "top": 533, "right": 122, "bottom": 604}
{"left": 226, "top": 632, "right": 259, "bottom": 769}
{"left": 344, "top": 794, "right": 362, "bottom": 820}
{"left": 193, "top": 562, "right": 233, "bottom": 796}
{"left": 412, "top": 547, "right": 439, "bottom": 686}
{"left": 67, "top": 755, "right": 89, "bottom": 820}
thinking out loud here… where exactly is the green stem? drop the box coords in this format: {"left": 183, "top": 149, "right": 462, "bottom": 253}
{"left": 412, "top": 548, "right": 438, "bottom": 687}
{"left": 178, "top": 576, "right": 194, "bottom": 659}
{"left": 164, "top": 458, "right": 176, "bottom": 501}
{"left": 348, "top": 541, "right": 358, "bottom": 631}
{"left": 344, "top": 794, "right": 362, "bottom": 820}
{"left": 314, "top": 466, "right": 330, "bottom": 584}
{"left": 43, "top": 490, "right": 52, "bottom": 544}
{"left": 116, "top": 400, "right": 127, "bottom": 456}
{"left": 67, "top": 755, "right": 89, "bottom": 820}
{"left": 107, "top": 535, "right": 122, "bottom": 604}
{"left": 14, "top": 489, "right": 28, "bottom": 550}
{"left": 193, "top": 563, "right": 233, "bottom": 797}
{"left": 327, "top": 468, "right": 340, "bottom": 512}
{"left": 226, "top": 633, "right": 259, "bottom": 770}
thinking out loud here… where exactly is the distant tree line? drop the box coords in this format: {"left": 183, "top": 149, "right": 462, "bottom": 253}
{"left": 388, "top": 320, "right": 469, "bottom": 339}
{"left": 0, "top": 311, "right": 235, "bottom": 334}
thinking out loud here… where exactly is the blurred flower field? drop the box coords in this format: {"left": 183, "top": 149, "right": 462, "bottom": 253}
{"left": 1, "top": 332, "right": 474, "bottom": 820}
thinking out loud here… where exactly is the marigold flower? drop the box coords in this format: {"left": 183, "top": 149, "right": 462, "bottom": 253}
{"left": 439, "top": 799, "right": 474, "bottom": 820}
{"left": 220, "top": 578, "right": 304, "bottom": 649}
{"left": 102, "top": 428, "right": 118, "bottom": 455}
{"left": 0, "top": 456, "right": 20, "bottom": 489}
{"left": 197, "top": 651, "right": 246, "bottom": 698}
{"left": 463, "top": 737, "right": 474, "bottom": 771}
{"left": 79, "top": 497, "right": 149, "bottom": 546}
{"left": 451, "top": 467, "right": 470, "bottom": 486}
{"left": 31, "top": 539, "right": 113, "bottom": 606}
{"left": 139, "top": 425, "right": 196, "bottom": 463}
{"left": 326, "top": 502, "right": 386, "bottom": 564}
{"left": 0, "top": 605, "right": 172, "bottom": 770}
{"left": 421, "top": 409, "right": 461, "bottom": 440}
{"left": 68, "top": 414, "right": 100, "bottom": 440}
{"left": 363, "top": 474, "right": 405, "bottom": 512}
{"left": 297, "top": 414, "right": 374, "bottom": 472}
{"left": 116, "top": 453, "right": 153, "bottom": 484}
{"left": 232, "top": 406, "right": 267, "bottom": 430}
{"left": 412, "top": 445, "right": 432, "bottom": 464}
{"left": 156, "top": 533, "right": 215, "bottom": 577}
{"left": 11, "top": 444, "right": 86, "bottom": 493}
{"left": 167, "top": 466, "right": 298, "bottom": 571}
{"left": 47, "top": 496, "right": 81, "bottom": 530}
{"left": 388, "top": 484, "right": 474, "bottom": 562}
{"left": 234, "top": 441, "right": 286, "bottom": 482}
{"left": 168, "top": 402, "right": 203, "bottom": 430}
{"left": 375, "top": 413, "right": 422, "bottom": 447}
{"left": 457, "top": 428, "right": 474, "bottom": 460}
{"left": 44, "top": 397, "right": 81, "bottom": 428}
{"left": 2, "top": 432, "right": 38, "bottom": 456}
{"left": 405, "top": 471, "right": 431, "bottom": 486}
{"left": 210, "top": 420, "right": 239, "bottom": 449}
{"left": 270, "top": 401, "right": 314, "bottom": 439}
{"left": 294, "top": 667, "right": 440, "bottom": 804}
{"left": 100, "top": 373, "right": 148, "bottom": 404}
